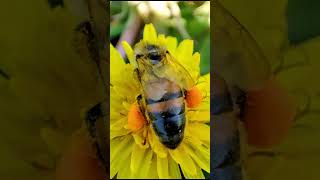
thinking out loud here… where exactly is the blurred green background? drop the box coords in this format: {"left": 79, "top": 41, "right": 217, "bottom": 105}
{"left": 220, "top": 0, "right": 320, "bottom": 180}
{"left": 288, "top": 0, "right": 320, "bottom": 44}
{"left": 110, "top": 1, "right": 210, "bottom": 75}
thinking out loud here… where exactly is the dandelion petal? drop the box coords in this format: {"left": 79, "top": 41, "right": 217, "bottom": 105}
{"left": 110, "top": 136, "right": 134, "bottom": 178}
{"left": 169, "top": 144, "right": 197, "bottom": 175}
{"left": 168, "top": 156, "right": 182, "bottom": 179}
{"left": 157, "top": 155, "right": 170, "bottom": 178}
{"left": 122, "top": 41, "right": 136, "bottom": 68}
{"left": 110, "top": 117, "right": 127, "bottom": 130}
{"left": 185, "top": 142, "right": 210, "bottom": 173}
{"left": 131, "top": 144, "right": 153, "bottom": 177}
{"left": 143, "top": 23, "right": 157, "bottom": 44}
{"left": 110, "top": 44, "right": 126, "bottom": 82}
{"left": 117, "top": 155, "right": 132, "bottom": 179}
{"left": 188, "top": 109, "right": 210, "bottom": 123}
{"left": 188, "top": 123, "right": 210, "bottom": 144}
{"left": 193, "top": 52, "right": 201, "bottom": 66}
{"left": 166, "top": 36, "right": 178, "bottom": 54}
{"left": 147, "top": 155, "right": 159, "bottom": 178}
{"left": 177, "top": 40, "right": 194, "bottom": 59}
{"left": 110, "top": 136, "right": 132, "bottom": 162}
{"left": 158, "top": 34, "right": 166, "bottom": 45}
{"left": 181, "top": 165, "right": 205, "bottom": 179}
{"left": 110, "top": 128, "right": 129, "bottom": 139}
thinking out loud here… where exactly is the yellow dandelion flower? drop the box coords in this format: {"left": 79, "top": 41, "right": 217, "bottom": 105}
{"left": 110, "top": 23, "right": 210, "bottom": 179}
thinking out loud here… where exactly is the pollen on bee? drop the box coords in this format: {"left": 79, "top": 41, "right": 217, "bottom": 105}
{"left": 128, "top": 102, "right": 145, "bottom": 131}
{"left": 186, "top": 86, "right": 202, "bottom": 108}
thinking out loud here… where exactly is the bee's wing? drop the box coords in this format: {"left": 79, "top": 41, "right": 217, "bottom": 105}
{"left": 153, "top": 53, "right": 196, "bottom": 90}
{"left": 213, "top": 0, "right": 272, "bottom": 90}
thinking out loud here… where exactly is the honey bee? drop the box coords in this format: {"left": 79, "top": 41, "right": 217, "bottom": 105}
{"left": 133, "top": 41, "right": 196, "bottom": 149}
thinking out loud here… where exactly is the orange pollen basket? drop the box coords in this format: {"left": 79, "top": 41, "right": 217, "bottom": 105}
{"left": 186, "top": 86, "right": 202, "bottom": 108}
{"left": 128, "top": 102, "right": 145, "bottom": 131}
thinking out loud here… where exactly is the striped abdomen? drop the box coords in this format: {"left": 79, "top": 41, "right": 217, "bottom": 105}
{"left": 143, "top": 78, "right": 186, "bottom": 149}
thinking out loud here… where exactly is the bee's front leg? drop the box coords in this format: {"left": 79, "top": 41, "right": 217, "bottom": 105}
{"left": 133, "top": 68, "right": 142, "bottom": 83}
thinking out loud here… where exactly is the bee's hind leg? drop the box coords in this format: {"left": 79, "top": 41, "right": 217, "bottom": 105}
{"left": 136, "top": 94, "right": 149, "bottom": 145}
{"left": 136, "top": 94, "right": 146, "bottom": 116}
{"left": 185, "top": 87, "right": 203, "bottom": 108}
{"left": 127, "top": 94, "right": 147, "bottom": 131}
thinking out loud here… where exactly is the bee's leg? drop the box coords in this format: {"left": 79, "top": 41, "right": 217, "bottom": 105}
{"left": 142, "top": 125, "right": 148, "bottom": 145}
{"left": 133, "top": 69, "right": 145, "bottom": 113}
{"left": 136, "top": 94, "right": 151, "bottom": 126}
{"left": 127, "top": 94, "right": 146, "bottom": 131}
{"left": 133, "top": 68, "right": 142, "bottom": 83}
{"left": 136, "top": 94, "right": 145, "bottom": 113}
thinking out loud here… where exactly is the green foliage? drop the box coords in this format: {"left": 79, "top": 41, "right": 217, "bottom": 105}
{"left": 110, "top": 21, "right": 125, "bottom": 39}
{"left": 288, "top": 0, "right": 320, "bottom": 44}
{"left": 199, "top": 35, "right": 210, "bottom": 75}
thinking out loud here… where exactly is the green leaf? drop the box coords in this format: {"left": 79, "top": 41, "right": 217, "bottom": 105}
{"left": 199, "top": 34, "right": 210, "bottom": 75}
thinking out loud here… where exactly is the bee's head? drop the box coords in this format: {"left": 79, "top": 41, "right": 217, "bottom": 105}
{"left": 145, "top": 44, "right": 163, "bottom": 65}
{"left": 134, "top": 43, "right": 167, "bottom": 65}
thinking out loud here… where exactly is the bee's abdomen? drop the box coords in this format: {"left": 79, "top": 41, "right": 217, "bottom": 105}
{"left": 149, "top": 105, "right": 186, "bottom": 149}
{"left": 146, "top": 90, "right": 186, "bottom": 149}
{"left": 145, "top": 91, "right": 184, "bottom": 105}
{"left": 148, "top": 105, "right": 185, "bottom": 126}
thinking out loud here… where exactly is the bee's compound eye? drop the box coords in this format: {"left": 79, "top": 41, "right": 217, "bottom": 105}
{"left": 149, "top": 54, "right": 161, "bottom": 62}
{"left": 148, "top": 54, "right": 162, "bottom": 65}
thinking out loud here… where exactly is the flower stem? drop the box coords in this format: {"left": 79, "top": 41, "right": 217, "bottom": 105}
{"left": 116, "top": 7, "right": 142, "bottom": 59}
